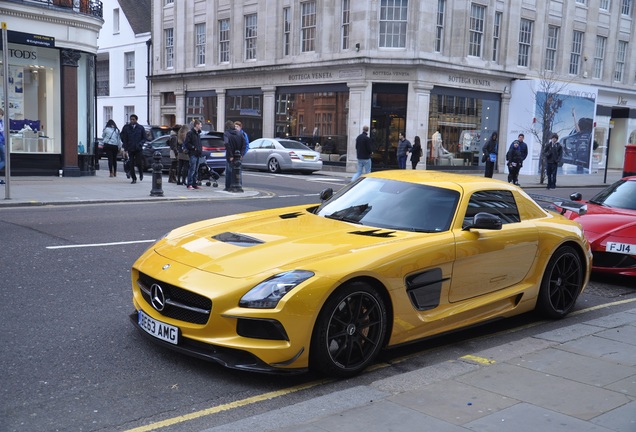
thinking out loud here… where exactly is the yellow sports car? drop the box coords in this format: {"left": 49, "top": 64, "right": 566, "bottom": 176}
{"left": 130, "top": 171, "right": 591, "bottom": 377}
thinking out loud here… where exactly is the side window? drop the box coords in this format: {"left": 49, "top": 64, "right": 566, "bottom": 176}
{"left": 463, "top": 190, "right": 520, "bottom": 227}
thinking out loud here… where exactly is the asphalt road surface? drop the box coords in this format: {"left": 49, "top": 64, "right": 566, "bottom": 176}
{"left": 1, "top": 173, "right": 632, "bottom": 431}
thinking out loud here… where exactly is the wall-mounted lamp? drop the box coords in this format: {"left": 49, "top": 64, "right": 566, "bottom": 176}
{"left": 355, "top": 43, "right": 360, "bottom": 52}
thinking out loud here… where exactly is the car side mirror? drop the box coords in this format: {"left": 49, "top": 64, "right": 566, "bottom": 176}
{"left": 463, "top": 212, "right": 503, "bottom": 231}
{"left": 320, "top": 188, "right": 333, "bottom": 201}
{"left": 569, "top": 192, "right": 582, "bottom": 202}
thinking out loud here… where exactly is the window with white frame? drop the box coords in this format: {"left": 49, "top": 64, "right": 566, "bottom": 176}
{"left": 113, "top": 8, "right": 120, "bottom": 33}
{"left": 379, "top": 0, "right": 408, "bottom": 48}
{"left": 518, "top": 18, "right": 533, "bottom": 67}
{"left": 164, "top": 0, "right": 174, "bottom": 4}
{"left": 195, "top": 23, "right": 206, "bottom": 66}
{"left": 96, "top": 59, "right": 109, "bottom": 96}
{"left": 544, "top": 26, "right": 558, "bottom": 71}
{"left": 492, "top": 12, "right": 501, "bottom": 62}
{"left": 614, "top": 40, "right": 627, "bottom": 82}
{"left": 283, "top": 8, "right": 291, "bottom": 55}
{"left": 219, "top": 19, "right": 230, "bottom": 63}
{"left": 124, "top": 106, "right": 135, "bottom": 124}
{"left": 435, "top": 0, "right": 445, "bottom": 53}
{"left": 621, "top": 0, "right": 632, "bottom": 15}
{"left": 576, "top": 0, "right": 587, "bottom": 4}
{"left": 593, "top": 36, "right": 606, "bottom": 79}
{"left": 600, "top": 0, "right": 610, "bottom": 10}
{"left": 569, "top": 30, "right": 583, "bottom": 75}
{"left": 124, "top": 51, "right": 135, "bottom": 85}
{"left": 301, "top": 1, "right": 316, "bottom": 52}
{"left": 103, "top": 107, "right": 113, "bottom": 127}
{"left": 164, "top": 28, "right": 174, "bottom": 69}
{"left": 468, "top": 3, "right": 485, "bottom": 57}
{"left": 245, "top": 14, "right": 257, "bottom": 60}
{"left": 342, "top": 0, "right": 350, "bottom": 50}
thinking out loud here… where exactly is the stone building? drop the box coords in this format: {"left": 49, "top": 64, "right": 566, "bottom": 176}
{"left": 148, "top": 0, "right": 635, "bottom": 173}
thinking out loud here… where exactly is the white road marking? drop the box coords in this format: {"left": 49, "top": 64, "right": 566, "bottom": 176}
{"left": 46, "top": 239, "right": 156, "bottom": 249}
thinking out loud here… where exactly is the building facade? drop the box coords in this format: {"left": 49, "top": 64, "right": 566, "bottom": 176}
{"left": 1, "top": 0, "right": 104, "bottom": 176}
{"left": 148, "top": 0, "right": 636, "bottom": 174}
{"left": 96, "top": 0, "right": 150, "bottom": 134}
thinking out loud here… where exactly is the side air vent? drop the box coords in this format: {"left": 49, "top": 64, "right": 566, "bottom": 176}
{"left": 279, "top": 212, "right": 304, "bottom": 219}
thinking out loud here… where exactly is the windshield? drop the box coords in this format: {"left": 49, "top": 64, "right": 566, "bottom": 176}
{"left": 316, "top": 178, "right": 459, "bottom": 232}
{"left": 589, "top": 179, "right": 636, "bottom": 210}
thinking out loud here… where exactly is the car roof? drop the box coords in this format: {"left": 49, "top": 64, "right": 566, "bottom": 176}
{"left": 365, "top": 170, "right": 521, "bottom": 193}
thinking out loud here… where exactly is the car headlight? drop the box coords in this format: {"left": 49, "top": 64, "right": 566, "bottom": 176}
{"left": 239, "top": 270, "right": 314, "bottom": 309}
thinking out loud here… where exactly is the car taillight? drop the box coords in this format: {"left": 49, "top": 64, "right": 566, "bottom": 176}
{"left": 203, "top": 146, "right": 224, "bottom": 152}
{"left": 289, "top": 151, "right": 300, "bottom": 160}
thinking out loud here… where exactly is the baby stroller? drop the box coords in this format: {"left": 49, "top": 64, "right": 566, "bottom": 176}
{"left": 197, "top": 162, "right": 220, "bottom": 187}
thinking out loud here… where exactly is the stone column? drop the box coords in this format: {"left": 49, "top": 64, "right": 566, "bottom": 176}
{"left": 498, "top": 91, "right": 511, "bottom": 173}
{"left": 216, "top": 89, "right": 226, "bottom": 132}
{"left": 61, "top": 49, "right": 81, "bottom": 177}
{"left": 412, "top": 81, "right": 433, "bottom": 170}
{"left": 261, "top": 86, "right": 276, "bottom": 138}
{"left": 346, "top": 82, "right": 371, "bottom": 173}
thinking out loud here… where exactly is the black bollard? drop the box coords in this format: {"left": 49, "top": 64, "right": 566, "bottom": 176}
{"left": 228, "top": 150, "right": 244, "bottom": 193}
{"left": 150, "top": 150, "right": 164, "bottom": 197}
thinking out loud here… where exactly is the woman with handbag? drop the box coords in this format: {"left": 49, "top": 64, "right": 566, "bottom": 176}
{"left": 101, "top": 119, "right": 121, "bottom": 177}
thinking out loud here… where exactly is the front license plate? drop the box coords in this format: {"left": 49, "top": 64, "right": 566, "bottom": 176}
{"left": 138, "top": 310, "right": 179, "bottom": 344}
{"left": 606, "top": 242, "right": 635, "bottom": 255}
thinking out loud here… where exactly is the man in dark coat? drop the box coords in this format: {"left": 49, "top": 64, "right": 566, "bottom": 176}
{"left": 120, "top": 114, "right": 146, "bottom": 184}
{"left": 351, "top": 125, "right": 373, "bottom": 182}
{"left": 184, "top": 119, "right": 203, "bottom": 189}
{"left": 543, "top": 133, "right": 563, "bottom": 190}
{"left": 224, "top": 120, "right": 246, "bottom": 190}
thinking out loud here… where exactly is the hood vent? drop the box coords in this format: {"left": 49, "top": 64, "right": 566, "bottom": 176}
{"left": 212, "top": 232, "right": 264, "bottom": 247}
{"left": 350, "top": 229, "right": 396, "bottom": 238}
{"left": 279, "top": 212, "right": 304, "bottom": 219}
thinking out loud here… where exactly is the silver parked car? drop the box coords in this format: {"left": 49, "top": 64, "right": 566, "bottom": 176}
{"left": 243, "top": 138, "right": 323, "bottom": 174}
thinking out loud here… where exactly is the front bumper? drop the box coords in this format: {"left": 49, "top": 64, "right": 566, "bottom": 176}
{"left": 129, "top": 311, "right": 307, "bottom": 375}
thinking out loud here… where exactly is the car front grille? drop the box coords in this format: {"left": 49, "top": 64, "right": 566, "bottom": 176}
{"left": 593, "top": 252, "right": 636, "bottom": 269}
{"left": 137, "top": 272, "right": 212, "bottom": 325}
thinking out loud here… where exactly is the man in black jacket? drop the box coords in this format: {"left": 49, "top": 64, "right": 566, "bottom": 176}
{"left": 223, "top": 120, "right": 245, "bottom": 191}
{"left": 120, "top": 114, "right": 146, "bottom": 184}
{"left": 184, "top": 119, "right": 203, "bottom": 190}
{"left": 351, "top": 125, "right": 372, "bottom": 182}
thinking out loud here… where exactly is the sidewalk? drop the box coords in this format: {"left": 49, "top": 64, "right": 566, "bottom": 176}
{"left": 0, "top": 165, "right": 625, "bottom": 208}
{"left": 202, "top": 308, "right": 636, "bottom": 432}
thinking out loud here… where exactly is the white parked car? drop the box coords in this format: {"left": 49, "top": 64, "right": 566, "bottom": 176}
{"left": 242, "top": 138, "right": 323, "bottom": 174}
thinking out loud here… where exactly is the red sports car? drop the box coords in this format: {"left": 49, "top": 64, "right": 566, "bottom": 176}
{"left": 568, "top": 176, "right": 636, "bottom": 277}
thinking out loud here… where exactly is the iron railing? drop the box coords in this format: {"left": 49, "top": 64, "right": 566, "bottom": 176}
{"left": 6, "top": 0, "right": 103, "bottom": 19}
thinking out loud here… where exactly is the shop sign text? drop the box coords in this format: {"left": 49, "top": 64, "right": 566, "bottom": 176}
{"left": 448, "top": 75, "right": 491, "bottom": 87}
{"left": 288, "top": 72, "right": 333, "bottom": 81}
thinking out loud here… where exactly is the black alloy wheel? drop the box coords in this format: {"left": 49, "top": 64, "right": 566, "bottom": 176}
{"left": 536, "top": 246, "right": 584, "bottom": 319}
{"left": 310, "top": 282, "right": 387, "bottom": 377}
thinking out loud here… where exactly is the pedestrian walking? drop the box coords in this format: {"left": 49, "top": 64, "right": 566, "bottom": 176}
{"left": 167, "top": 129, "right": 178, "bottom": 183}
{"left": 351, "top": 125, "right": 373, "bottom": 182}
{"left": 543, "top": 133, "right": 563, "bottom": 190}
{"left": 506, "top": 140, "right": 524, "bottom": 185}
{"left": 411, "top": 136, "right": 423, "bottom": 170}
{"left": 397, "top": 132, "right": 412, "bottom": 169}
{"left": 120, "top": 114, "right": 146, "bottom": 184}
{"left": 176, "top": 124, "right": 190, "bottom": 186}
{"left": 184, "top": 120, "right": 203, "bottom": 190}
{"left": 506, "top": 133, "right": 528, "bottom": 186}
{"left": 482, "top": 131, "right": 498, "bottom": 178}
{"left": 224, "top": 120, "right": 245, "bottom": 191}
{"left": 101, "top": 119, "right": 121, "bottom": 177}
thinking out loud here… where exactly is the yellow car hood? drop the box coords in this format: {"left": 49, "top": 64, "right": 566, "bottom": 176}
{"left": 154, "top": 208, "right": 406, "bottom": 278}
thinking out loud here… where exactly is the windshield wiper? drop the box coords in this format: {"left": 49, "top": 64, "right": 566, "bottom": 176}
{"left": 588, "top": 199, "right": 605, "bottom": 206}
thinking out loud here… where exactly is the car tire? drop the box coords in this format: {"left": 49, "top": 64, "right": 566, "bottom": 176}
{"left": 268, "top": 158, "right": 281, "bottom": 173}
{"left": 310, "top": 281, "right": 388, "bottom": 377}
{"left": 536, "top": 246, "right": 584, "bottom": 319}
